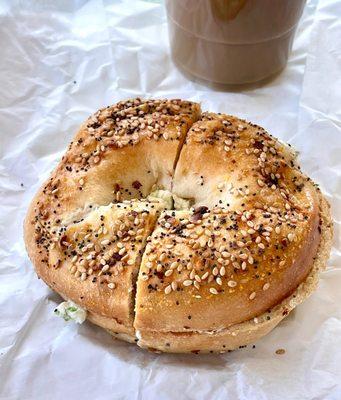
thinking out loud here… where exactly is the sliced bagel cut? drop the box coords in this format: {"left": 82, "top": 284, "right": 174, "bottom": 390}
{"left": 133, "top": 112, "right": 332, "bottom": 352}
{"left": 24, "top": 100, "right": 333, "bottom": 353}
{"left": 24, "top": 98, "right": 200, "bottom": 338}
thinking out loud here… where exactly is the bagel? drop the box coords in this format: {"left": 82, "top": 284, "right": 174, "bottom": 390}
{"left": 24, "top": 98, "right": 333, "bottom": 353}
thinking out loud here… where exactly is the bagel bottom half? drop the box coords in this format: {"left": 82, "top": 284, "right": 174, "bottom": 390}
{"left": 100, "top": 193, "right": 331, "bottom": 353}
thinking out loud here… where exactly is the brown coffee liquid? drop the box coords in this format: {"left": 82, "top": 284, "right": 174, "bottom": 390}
{"left": 166, "top": 0, "right": 306, "bottom": 85}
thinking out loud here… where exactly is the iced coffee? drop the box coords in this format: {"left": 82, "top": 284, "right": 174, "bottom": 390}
{"left": 166, "top": 0, "right": 307, "bottom": 85}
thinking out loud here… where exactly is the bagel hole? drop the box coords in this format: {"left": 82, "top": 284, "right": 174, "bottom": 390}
{"left": 147, "top": 189, "right": 194, "bottom": 211}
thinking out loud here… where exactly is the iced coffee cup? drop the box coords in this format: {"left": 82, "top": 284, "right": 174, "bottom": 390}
{"left": 166, "top": 0, "right": 307, "bottom": 85}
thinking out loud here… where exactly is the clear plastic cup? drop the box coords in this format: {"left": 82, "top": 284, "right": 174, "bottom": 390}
{"left": 166, "top": 0, "right": 307, "bottom": 85}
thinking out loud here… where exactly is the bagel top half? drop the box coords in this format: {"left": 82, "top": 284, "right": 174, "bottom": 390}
{"left": 135, "top": 112, "right": 321, "bottom": 333}
{"left": 24, "top": 98, "right": 200, "bottom": 336}
{"left": 24, "top": 98, "right": 330, "bottom": 349}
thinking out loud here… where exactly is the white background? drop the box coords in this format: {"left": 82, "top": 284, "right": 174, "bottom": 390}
{"left": 0, "top": 0, "right": 340, "bottom": 399}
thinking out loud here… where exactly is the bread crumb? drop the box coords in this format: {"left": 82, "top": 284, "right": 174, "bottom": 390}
{"left": 275, "top": 348, "right": 286, "bottom": 355}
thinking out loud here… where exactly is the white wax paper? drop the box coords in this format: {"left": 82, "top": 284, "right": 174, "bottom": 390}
{"left": 0, "top": 0, "right": 340, "bottom": 399}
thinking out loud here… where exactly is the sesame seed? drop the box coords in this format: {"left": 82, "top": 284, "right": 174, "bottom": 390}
{"left": 171, "top": 281, "right": 178, "bottom": 291}
{"left": 183, "top": 280, "right": 193, "bottom": 287}
{"left": 101, "top": 239, "right": 110, "bottom": 246}
{"left": 263, "top": 283, "right": 270, "bottom": 291}
{"left": 165, "top": 269, "right": 173, "bottom": 277}
{"left": 70, "top": 265, "right": 77, "bottom": 274}
{"left": 287, "top": 233, "right": 295, "bottom": 242}
{"left": 201, "top": 272, "right": 209, "bottom": 280}
{"left": 209, "top": 287, "right": 218, "bottom": 295}
{"left": 228, "top": 280, "right": 237, "bottom": 287}
{"left": 258, "top": 242, "right": 265, "bottom": 249}
{"left": 249, "top": 292, "right": 256, "bottom": 300}
{"left": 164, "top": 285, "right": 172, "bottom": 295}
{"left": 170, "top": 261, "right": 178, "bottom": 269}
{"left": 80, "top": 272, "right": 87, "bottom": 281}
{"left": 108, "top": 282, "right": 115, "bottom": 289}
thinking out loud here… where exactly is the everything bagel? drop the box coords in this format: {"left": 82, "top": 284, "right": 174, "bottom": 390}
{"left": 24, "top": 98, "right": 332, "bottom": 353}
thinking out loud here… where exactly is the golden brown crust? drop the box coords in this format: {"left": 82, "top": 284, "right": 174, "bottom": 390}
{"left": 135, "top": 113, "right": 322, "bottom": 333}
{"left": 38, "top": 201, "right": 166, "bottom": 330}
{"left": 134, "top": 194, "right": 333, "bottom": 353}
{"left": 24, "top": 98, "right": 201, "bottom": 335}
{"left": 24, "top": 99, "right": 333, "bottom": 353}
